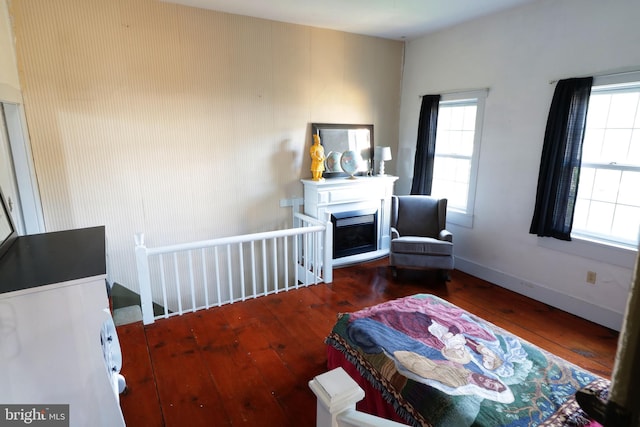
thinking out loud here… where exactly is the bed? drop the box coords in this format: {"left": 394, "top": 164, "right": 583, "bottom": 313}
{"left": 325, "top": 294, "right": 609, "bottom": 427}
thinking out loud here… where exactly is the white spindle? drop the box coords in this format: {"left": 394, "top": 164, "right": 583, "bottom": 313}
{"left": 303, "top": 232, "right": 309, "bottom": 286}
{"left": 261, "top": 239, "right": 267, "bottom": 295}
{"left": 159, "top": 256, "right": 168, "bottom": 318}
{"left": 201, "top": 248, "right": 209, "bottom": 309}
{"left": 238, "top": 242, "right": 246, "bottom": 301}
{"left": 214, "top": 246, "right": 221, "bottom": 306}
{"left": 314, "top": 231, "right": 320, "bottom": 285}
{"left": 136, "top": 218, "right": 331, "bottom": 323}
{"left": 134, "top": 233, "right": 154, "bottom": 325}
{"left": 188, "top": 251, "right": 196, "bottom": 312}
{"left": 294, "top": 234, "right": 299, "bottom": 288}
{"left": 324, "top": 217, "right": 334, "bottom": 283}
{"left": 250, "top": 241, "right": 257, "bottom": 297}
{"left": 173, "top": 253, "right": 182, "bottom": 315}
{"left": 226, "top": 244, "right": 233, "bottom": 303}
{"left": 272, "top": 237, "right": 278, "bottom": 293}
{"left": 284, "top": 236, "right": 289, "bottom": 291}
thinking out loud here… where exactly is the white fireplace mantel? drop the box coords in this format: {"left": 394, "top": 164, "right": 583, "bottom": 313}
{"left": 301, "top": 176, "right": 398, "bottom": 266}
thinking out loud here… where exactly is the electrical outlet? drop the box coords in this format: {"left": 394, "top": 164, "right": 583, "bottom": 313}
{"left": 586, "top": 271, "right": 597, "bottom": 284}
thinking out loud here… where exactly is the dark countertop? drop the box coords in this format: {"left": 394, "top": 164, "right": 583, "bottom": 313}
{"left": 0, "top": 226, "right": 106, "bottom": 295}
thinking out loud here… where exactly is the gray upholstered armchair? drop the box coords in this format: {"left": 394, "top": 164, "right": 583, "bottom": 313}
{"left": 389, "top": 195, "right": 454, "bottom": 280}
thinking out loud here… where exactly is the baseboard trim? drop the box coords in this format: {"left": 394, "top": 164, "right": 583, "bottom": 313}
{"left": 455, "top": 257, "right": 623, "bottom": 331}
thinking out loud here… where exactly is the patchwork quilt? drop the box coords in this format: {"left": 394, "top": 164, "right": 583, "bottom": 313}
{"left": 325, "top": 294, "right": 609, "bottom": 427}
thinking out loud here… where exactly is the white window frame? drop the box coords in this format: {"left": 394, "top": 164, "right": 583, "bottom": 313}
{"left": 573, "top": 72, "right": 640, "bottom": 249}
{"left": 432, "top": 89, "right": 487, "bottom": 228}
{"left": 538, "top": 71, "right": 640, "bottom": 267}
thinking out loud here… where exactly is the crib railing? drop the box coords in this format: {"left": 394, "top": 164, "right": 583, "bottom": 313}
{"left": 135, "top": 212, "right": 332, "bottom": 325}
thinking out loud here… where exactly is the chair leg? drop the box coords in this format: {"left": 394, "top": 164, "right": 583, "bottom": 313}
{"left": 438, "top": 269, "right": 451, "bottom": 282}
{"left": 390, "top": 266, "right": 397, "bottom": 278}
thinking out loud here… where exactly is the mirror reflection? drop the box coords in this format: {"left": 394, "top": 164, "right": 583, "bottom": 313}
{"left": 311, "top": 123, "right": 374, "bottom": 177}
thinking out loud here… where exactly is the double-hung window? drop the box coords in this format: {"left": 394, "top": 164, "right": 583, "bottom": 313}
{"left": 572, "top": 77, "right": 640, "bottom": 248}
{"left": 430, "top": 90, "right": 487, "bottom": 227}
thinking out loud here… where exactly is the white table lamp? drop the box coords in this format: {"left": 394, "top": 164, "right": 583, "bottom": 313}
{"left": 375, "top": 146, "right": 392, "bottom": 176}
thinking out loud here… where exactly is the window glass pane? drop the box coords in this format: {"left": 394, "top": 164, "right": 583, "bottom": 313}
{"left": 448, "top": 131, "right": 463, "bottom": 155}
{"left": 586, "top": 94, "right": 610, "bottom": 128}
{"left": 431, "top": 180, "right": 454, "bottom": 199}
{"left": 591, "top": 169, "right": 620, "bottom": 203}
{"left": 581, "top": 129, "right": 604, "bottom": 162}
{"left": 449, "top": 182, "right": 468, "bottom": 209}
{"left": 462, "top": 106, "right": 477, "bottom": 131}
{"left": 433, "top": 157, "right": 456, "bottom": 181}
{"left": 575, "top": 83, "right": 640, "bottom": 247}
{"left": 573, "top": 199, "right": 589, "bottom": 230}
{"left": 629, "top": 130, "right": 640, "bottom": 164}
{"left": 618, "top": 171, "right": 640, "bottom": 206}
{"left": 459, "top": 131, "right": 474, "bottom": 156}
{"left": 454, "top": 158, "right": 471, "bottom": 184}
{"left": 601, "top": 129, "right": 632, "bottom": 163}
{"left": 449, "top": 107, "right": 464, "bottom": 129}
{"left": 606, "top": 92, "right": 639, "bottom": 128}
{"left": 585, "top": 201, "right": 614, "bottom": 234}
{"left": 438, "top": 106, "right": 452, "bottom": 129}
{"left": 432, "top": 95, "right": 482, "bottom": 221}
{"left": 434, "top": 130, "right": 451, "bottom": 154}
{"left": 576, "top": 167, "right": 595, "bottom": 199}
{"left": 611, "top": 205, "right": 640, "bottom": 242}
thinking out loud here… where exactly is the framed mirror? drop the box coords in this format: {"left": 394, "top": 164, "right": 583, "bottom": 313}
{"left": 0, "top": 186, "right": 17, "bottom": 260}
{"left": 311, "top": 123, "right": 374, "bottom": 178}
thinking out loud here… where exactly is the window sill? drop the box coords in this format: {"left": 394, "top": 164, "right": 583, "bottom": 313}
{"left": 447, "top": 210, "right": 473, "bottom": 228}
{"left": 537, "top": 235, "right": 637, "bottom": 269}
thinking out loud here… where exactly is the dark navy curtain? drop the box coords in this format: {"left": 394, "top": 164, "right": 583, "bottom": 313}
{"left": 529, "top": 77, "right": 593, "bottom": 241}
{"left": 410, "top": 95, "right": 441, "bottom": 195}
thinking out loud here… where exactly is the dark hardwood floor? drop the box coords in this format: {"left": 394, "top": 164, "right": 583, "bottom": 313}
{"left": 116, "top": 258, "right": 619, "bottom": 427}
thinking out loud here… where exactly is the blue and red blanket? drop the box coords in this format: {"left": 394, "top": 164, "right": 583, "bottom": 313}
{"left": 326, "top": 294, "right": 608, "bottom": 427}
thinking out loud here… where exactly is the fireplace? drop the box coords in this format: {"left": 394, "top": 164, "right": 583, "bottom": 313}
{"left": 331, "top": 208, "right": 378, "bottom": 259}
{"left": 302, "top": 175, "right": 398, "bottom": 266}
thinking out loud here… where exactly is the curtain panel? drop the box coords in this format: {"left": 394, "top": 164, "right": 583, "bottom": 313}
{"left": 529, "top": 77, "right": 593, "bottom": 241}
{"left": 410, "top": 95, "right": 441, "bottom": 195}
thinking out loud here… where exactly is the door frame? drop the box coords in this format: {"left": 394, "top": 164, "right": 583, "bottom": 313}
{"left": 1, "top": 100, "right": 44, "bottom": 235}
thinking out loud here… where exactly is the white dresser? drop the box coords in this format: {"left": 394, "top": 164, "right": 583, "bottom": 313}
{"left": 0, "top": 226, "right": 125, "bottom": 427}
{"left": 302, "top": 176, "right": 398, "bottom": 266}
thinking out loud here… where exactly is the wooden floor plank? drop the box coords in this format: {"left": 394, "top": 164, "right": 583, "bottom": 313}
{"left": 117, "top": 258, "right": 619, "bottom": 426}
{"left": 116, "top": 322, "right": 164, "bottom": 427}
{"left": 144, "top": 316, "right": 228, "bottom": 427}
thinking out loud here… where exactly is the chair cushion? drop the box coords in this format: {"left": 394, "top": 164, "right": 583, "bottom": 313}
{"left": 391, "top": 236, "right": 453, "bottom": 256}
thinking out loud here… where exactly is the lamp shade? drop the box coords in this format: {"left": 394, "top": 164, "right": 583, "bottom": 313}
{"left": 376, "top": 146, "right": 392, "bottom": 161}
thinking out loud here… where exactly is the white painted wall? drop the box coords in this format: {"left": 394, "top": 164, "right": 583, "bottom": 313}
{"left": 398, "top": 0, "right": 640, "bottom": 330}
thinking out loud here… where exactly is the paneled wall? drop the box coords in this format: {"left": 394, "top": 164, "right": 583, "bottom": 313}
{"left": 10, "top": 0, "right": 403, "bottom": 292}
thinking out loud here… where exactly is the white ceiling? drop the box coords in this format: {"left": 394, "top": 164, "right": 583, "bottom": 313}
{"left": 162, "top": 0, "right": 537, "bottom": 40}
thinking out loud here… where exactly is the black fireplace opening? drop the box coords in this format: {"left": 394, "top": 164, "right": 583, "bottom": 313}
{"left": 331, "top": 208, "right": 378, "bottom": 259}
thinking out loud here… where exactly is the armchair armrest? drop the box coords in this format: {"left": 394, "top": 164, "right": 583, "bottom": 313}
{"left": 439, "top": 229, "right": 453, "bottom": 242}
{"left": 390, "top": 227, "right": 400, "bottom": 240}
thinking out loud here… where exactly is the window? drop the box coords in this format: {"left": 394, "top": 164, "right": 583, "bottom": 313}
{"left": 572, "top": 78, "right": 640, "bottom": 248}
{"left": 430, "top": 90, "right": 486, "bottom": 227}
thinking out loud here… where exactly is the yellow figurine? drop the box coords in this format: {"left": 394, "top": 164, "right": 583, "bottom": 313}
{"left": 310, "top": 134, "right": 326, "bottom": 181}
